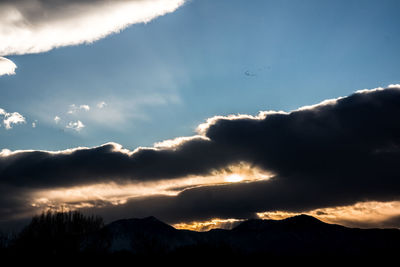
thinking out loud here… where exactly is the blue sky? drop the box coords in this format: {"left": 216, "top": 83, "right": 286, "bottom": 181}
{"left": 1, "top": 0, "right": 400, "bottom": 151}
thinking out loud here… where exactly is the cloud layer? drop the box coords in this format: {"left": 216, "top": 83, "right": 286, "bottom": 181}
{"left": 0, "top": 0, "right": 185, "bottom": 76}
{"left": 1, "top": 86, "right": 400, "bottom": 226}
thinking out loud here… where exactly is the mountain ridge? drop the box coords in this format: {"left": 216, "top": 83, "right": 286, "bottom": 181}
{"left": 8, "top": 214, "right": 400, "bottom": 260}
{"left": 80, "top": 214, "right": 400, "bottom": 257}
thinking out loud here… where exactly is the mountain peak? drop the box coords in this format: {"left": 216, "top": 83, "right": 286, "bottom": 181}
{"left": 283, "top": 214, "right": 324, "bottom": 224}
{"left": 141, "top": 216, "right": 162, "bottom": 223}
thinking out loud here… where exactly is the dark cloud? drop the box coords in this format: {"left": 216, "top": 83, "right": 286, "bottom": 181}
{"left": 0, "top": 137, "right": 234, "bottom": 188}
{"left": 2, "top": 86, "right": 400, "bottom": 223}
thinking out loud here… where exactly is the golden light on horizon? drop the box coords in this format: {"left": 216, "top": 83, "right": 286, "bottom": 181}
{"left": 257, "top": 201, "right": 400, "bottom": 229}
{"left": 173, "top": 218, "right": 244, "bottom": 232}
{"left": 171, "top": 201, "right": 400, "bottom": 232}
{"left": 224, "top": 174, "right": 244, "bottom": 183}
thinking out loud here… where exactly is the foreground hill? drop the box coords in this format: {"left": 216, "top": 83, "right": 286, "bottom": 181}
{"left": 5, "top": 213, "right": 400, "bottom": 261}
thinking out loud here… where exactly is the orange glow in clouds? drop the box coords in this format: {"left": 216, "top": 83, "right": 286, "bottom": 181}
{"left": 29, "top": 162, "right": 274, "bottom": 211}
{"left": 27, "top": 161, "right": 400, "bottom": 231}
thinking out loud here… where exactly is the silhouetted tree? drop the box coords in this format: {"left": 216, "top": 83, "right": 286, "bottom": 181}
{"left": 14, "top": 210, "right": 104, "bottom": 256}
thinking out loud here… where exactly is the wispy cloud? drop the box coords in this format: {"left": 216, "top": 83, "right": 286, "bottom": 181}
{"left": 42, "top": 93, "right": 180, "bottom": 132}
{"left": 66, "top": 120, "right": 85, "bottom": 131}
{"left": 0, "top": 0, "right": 186, "bottom": 76}
{"left": 80, "top": 105, "right": 90, "bottom": 111}
{"left": 97, "top": 101, "right": 107, "bottom": 109}
{"left": 67, "top": 104, "right": 91, "bottom": 114}
{"left": 54, "top": 116, "right": 61, "bottom": 124}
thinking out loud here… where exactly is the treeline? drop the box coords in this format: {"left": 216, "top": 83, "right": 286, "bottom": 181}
{"left": 1, "top": 210, "right": 104, "bottom": 257}
{"left": 22, "top": 210, "right": 104, "bottom": 238}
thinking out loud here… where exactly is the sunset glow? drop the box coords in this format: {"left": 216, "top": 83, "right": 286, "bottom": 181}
{"left": 224, "top": 174, "right": 244, "bottom": 183}
{"left": 257, "top": 201, "right": 400, "bottom": 229}
{"left": 29, "top": 163, "right": 274, "bottom": 212}
{"left": 170, "top": 201, "right": 400, "bottom": 231}
{"left": 173, "top": 218, "right": 243, "bottom": 232}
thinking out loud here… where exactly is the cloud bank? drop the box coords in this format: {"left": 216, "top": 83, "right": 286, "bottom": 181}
{"left": 0, "top": 0, "right": 186, "bottom": 76}
{"left": 1, "top": 85, "right": 400, "bottom": 226}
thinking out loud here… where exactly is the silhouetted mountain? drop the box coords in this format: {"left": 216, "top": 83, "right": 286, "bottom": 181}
{"left": 228, "top": 215, "right": 400, "bottom": 256}
{"left": 4, "top": 213, "right": 400, "bottom": 262}
{"left": 80, "top": 214, "right": 400, "bottom": 260}
{"left": 99, "top": 216, "right": 195, "bottom": 253}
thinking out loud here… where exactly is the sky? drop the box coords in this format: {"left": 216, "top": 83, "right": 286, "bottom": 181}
{"left": 1, "top": 0, "right": 400, "bottom": 231}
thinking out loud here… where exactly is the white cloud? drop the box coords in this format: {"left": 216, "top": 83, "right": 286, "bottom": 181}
{"left": 0, "top": 107, "right": 26, "bottom": 129}
{"left": 54, "top": 116, "right": 61, "bottom": 124}
{"left": 80, "top": 105, "right": 90, "bottom": 111}
{"left": 66, "top": 120, "right": 85, "bottom": 131}
{"left": 97, "top": 101, "right": 107, "bottom": 109}
{"left": 0, "top": 0, "right": 186, "bottom": 76}
{"left": 154, "top": 135, "right": 209, "bottom": 149}
{"left": 68, "top": 104, "right": 91, "bottom": 114}
{"left": 32, "top": 121, "right": 37, "bottom": 128}
{"left": 2, "top": 111, "right": 26, "bottom": 129}
{"left": 67, "top": 106, "right": 75, "bottom": 114}
{"left": 196, "top": 112, "right": 272, "bottom": 136}
{"left": 0, "top": 57, "right": 17, "bottom": 76}
{"left": 59, "top": 93, "right": 180, "bottom": 130}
